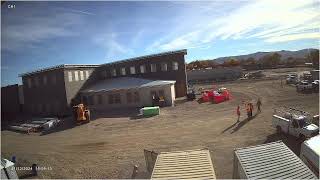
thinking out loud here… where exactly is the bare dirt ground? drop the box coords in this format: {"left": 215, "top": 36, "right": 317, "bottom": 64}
{"left": 1, "top": 72, "right": 319, "bottom": 179}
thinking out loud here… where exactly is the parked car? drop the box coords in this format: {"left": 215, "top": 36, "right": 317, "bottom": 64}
{"left": 300, "top": 135, "right": 319, "bottom": 177}
{"left": 296, "top": 80, "right": 313, "bottom": 92}
{"left": 286, "top": 74, "right": 298, "bottom": 84}
{"left": 302, "top": 72, "right": 313, "bottom": 82}
{"left": 272, "top": 114, "right": 319, "bottom": 139}
{"left": 312, "top": 80, "right": 319, "bottom": 93}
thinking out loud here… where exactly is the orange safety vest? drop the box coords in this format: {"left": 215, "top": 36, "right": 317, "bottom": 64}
{"left": 246, "top": 104, "right": 250, "bottom": 113}
{"left": 77, "top": 104, "right": 86, "bottom": 120}
{"left": 237, "top": 106, "right": 240, "bottom": 115}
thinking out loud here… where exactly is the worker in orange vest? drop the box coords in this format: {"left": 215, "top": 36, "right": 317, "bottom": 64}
{"left": 246, "top": 103, "right": 251, "bottom": 119}
{"left": 236, "top": 105, "right": 241, "bottom": 122}
{"left": 249, "top": 102, "right": 254, "bottom": 118}
{"left": 77, "top": 103, "right": 86, "bottom": 121}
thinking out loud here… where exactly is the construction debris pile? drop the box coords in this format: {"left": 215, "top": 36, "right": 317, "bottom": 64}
{"left": 8, "top": 118, "right": 60, "bottom": 134}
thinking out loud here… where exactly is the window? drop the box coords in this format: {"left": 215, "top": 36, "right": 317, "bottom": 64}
{"left": 108, "top": 94, "right": 114, "bottom": 104}
{"left": 85, "top": 70, "right": 89, "bottom": 79}
{"left": 130, "top": 66, "right": 136, "bottom": 74}
{"left": 43, "top": 75, "right": 47, "bottom": 85}
{"left": 127, "top": 92, "right": 132, "bottom": 103}
{"left": 34, "top": 77, "right": 39, "bottom": 87}
{"left": 140, "top": 65, "right": 146, "bottom": 73}
{"left": 52, "top": 75, "right": 56, "bottom": 85}
{"left": 121, "top": 67, "right": 126, "bottom": 76}
{"left": 101, "top": 70, "right": 107, "bottom": 78}
{"left": 27, "top": 78, "right": 32, "bottom": 88}
{"left": 161, "top": 63, "right": 168, "bottom": 71}
{"left": 80, "top": 71, "right": 84, "bottom": 80}
{"left": 151, "top": 64, "right": 157, "bottom": 72}
{"left": 133, "top": 92, "right": 140, "bottom": 102}
{"left": 97, "top": 94, "right": 103, "bottom": 104}
{"left": 150, "top": 90, "right": 157, "bottom": 98}
{"left": 172, "top": 61, "right": 179, "bottom": 70}
{"left": 114, "top": 93, "right": 121, "bottom": 104}
{"left": 111, "top": 69, "right": 117, "bottom": 77}
{"left": 159, "top": 90, "right": 165, "bottom": 98}
{"left": 88, "top": 95, "right": 94, "bottom": 105}
{"left": 68, "top": 71, "right": 73, "bottom": 82}
{"left": 74, "top": 71, "right": 79, "bottom": 81}
{"left": 108, "top": 94, "right": 121, "bottom": 104}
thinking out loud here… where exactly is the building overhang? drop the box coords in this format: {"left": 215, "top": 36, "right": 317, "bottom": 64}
{"left": 80, "top": 77, "right": 176, "bottom": 94}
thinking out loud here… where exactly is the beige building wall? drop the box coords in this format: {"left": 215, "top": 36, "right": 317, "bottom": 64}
{"left": 82, "top": 84, "right": 175, "bottom": 111}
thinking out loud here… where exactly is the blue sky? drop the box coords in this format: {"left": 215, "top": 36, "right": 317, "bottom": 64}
{"left": 1, "top": 0, "right": 319, "bottom": 86}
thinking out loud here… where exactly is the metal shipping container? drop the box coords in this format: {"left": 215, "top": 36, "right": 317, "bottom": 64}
{"left": 1, "top": 158, "right": 19, "bottom": 179}
{"left": 151, "top": 149, "right": 216, "bottom": 180}
{"left": 233, "top": 141, "right": 317, "bottom": 179}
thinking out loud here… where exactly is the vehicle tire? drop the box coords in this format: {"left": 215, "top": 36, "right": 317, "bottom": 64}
{"left": 276, "top": 126, "right": 282, "bottom": 134}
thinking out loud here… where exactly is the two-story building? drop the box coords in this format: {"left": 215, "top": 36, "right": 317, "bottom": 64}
{"left": 20, "top": 64, "right": 99, "bottom": 116}
{"left": 20, "top": 49, "right": 187, "bottom": 116}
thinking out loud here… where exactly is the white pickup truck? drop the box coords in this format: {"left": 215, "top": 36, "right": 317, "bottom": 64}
{"left": 272, "top": 114, "right": 319, "bottom": 138}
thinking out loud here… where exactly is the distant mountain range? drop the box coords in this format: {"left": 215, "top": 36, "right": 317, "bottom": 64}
{"left": 211, "top": 48, "right": 318, "bottom": 63}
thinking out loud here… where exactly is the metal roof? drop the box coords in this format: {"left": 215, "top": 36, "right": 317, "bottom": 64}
{"left": 101, "top": 49, "right": 187, "bottom": 66}
{"left": 151, "top": 149, "right": 216, "bottom": 180}
{"left": 235, "top": 141, "right": 317, "bottom": 179}
{"left": 19, "top": 49, "right": 187, "bottom": 77}
{"left": 19, "top": 64, "right": 99, "bottom": 77}
{"left": 81, "top": 77, "right": 176, "bottom": 93}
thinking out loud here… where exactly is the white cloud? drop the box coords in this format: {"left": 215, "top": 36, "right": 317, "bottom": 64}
{"left": 93, "top": 33, "right": 134, "bottom": 59}
{"left": 149, "top": 0, "right": 319, "bottom": 51}
{"left": 2, "top": 11, "right": 85, "bottom": 52}
{"left": 265, "top": 32, "right": 320, "bottom": 43}
{"left": 55, "top": 7, "right": 96, "bottom": 16}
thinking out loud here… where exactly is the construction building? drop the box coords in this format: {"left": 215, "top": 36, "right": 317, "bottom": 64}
{"left": 1, "top": 84, "right": 24, "bottom": 125}
{"left": 20, "top": 49, "right": 187, "bottom": 116}
{"left": 20, "top": 64, "right": 99, "bottom": 116}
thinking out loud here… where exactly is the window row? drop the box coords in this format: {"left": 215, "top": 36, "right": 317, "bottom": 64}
{"left": 30, "top": 101, "right": 60, "bottom": 113}
{"left": 83, "top": 91, "right": 140, "bottom": 106}
{"left": 26, "top": 75, "right": 57, "bottom": 88}
{"left": 68, "top": 70, "right": 91, "bottom": 82}
{"left": 102, "top": 61, "right": 179, "bottom": 78}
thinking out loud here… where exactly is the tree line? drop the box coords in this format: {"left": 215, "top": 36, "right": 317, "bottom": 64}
{"left": 187, "top": 49, "right": 319, "bottom": 70}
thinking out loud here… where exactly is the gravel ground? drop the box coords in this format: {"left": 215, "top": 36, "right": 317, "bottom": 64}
{"left": 1, "top": 72, "right": 319, "bottom": 179}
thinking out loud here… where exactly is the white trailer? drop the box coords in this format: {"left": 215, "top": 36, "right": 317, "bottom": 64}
{"left": 233, "top": 141, "right": 317, "bottom": 179}
{"left": 300, "top": 135, "right": 320, "bottom": 177}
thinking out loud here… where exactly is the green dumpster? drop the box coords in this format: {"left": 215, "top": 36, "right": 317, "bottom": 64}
{"left": 140, "top": 106, "right": 160, "bottom": 116}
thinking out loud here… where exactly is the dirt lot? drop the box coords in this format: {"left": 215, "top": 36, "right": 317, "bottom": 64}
{"left": 1, "top": 75, "right": 319, "bottom": 178}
